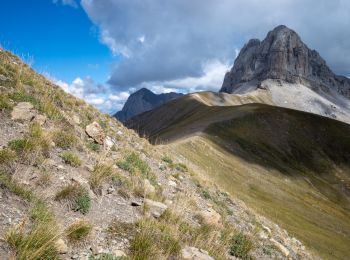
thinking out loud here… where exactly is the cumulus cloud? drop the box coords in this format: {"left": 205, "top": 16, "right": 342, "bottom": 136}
{"left": 81, "top": 0, "right": 350, "bottom": 92}
{"left": 52, "top": 76, "right": 129, "bottom": 114}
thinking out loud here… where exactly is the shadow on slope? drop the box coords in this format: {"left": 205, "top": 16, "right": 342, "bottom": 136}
{"left": 128, "top": 96, "right": 350, "bottom": 259}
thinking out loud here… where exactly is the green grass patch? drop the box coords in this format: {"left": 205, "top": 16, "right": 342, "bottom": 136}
{"left": 66, "top": 220, "right": 92, "bottom": 242}
{"left": 55, "top": 183, "right": 91, "bottom": 214}
{"left": 229, "top": 232, "right": 253, "bottom": 259}
{"left": 0, "top": 148, "right": 17, "bottom": 165}
{"left": 117, "top": 152, "right": 156, "bottom": 182}
{"left": 0, "top": 170, "right": 34, "bottom": 201}
{"left": 60, "top": 152, "right": 81, "bottom": 167}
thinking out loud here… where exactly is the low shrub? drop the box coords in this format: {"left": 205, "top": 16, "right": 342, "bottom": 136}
{"left": 66, "top": 220, "right": 92, "bottom": 242}
{"left": 60, "top": 152, "right": 81, "bottom": 167}
{"left": 117, "top": 152, "right": 156, "bottom": 182}
{"left": 6, "top": 221, "right": 59, "bottom": 260}
{"left": 229, "top": 232, "right": 253, "bottom": 259}
{"left": 55, "top": 184, "right": 91, "bottom": 214}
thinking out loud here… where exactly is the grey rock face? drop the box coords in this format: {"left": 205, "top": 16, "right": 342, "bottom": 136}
{"left": 114, "top": 88, "right": 183, "bottom": 122}
{"left": 221, "top": 25, "right": 350, "bottom": 98}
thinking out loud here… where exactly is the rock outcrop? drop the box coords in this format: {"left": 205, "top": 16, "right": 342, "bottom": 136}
{"left": 220, "top": 25, "right": 350, "bottom": 98}
{"left": 114, "top": 88, "right": 183, "bottom": 122}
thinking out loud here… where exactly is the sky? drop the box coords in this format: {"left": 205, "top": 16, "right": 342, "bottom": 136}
{"left": 1, "top": 0, "right": 349, "bottom": 114}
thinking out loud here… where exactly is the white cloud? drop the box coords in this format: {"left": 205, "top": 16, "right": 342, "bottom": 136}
{"left": 50, "top": 75, "right": 128, "bottom": 114}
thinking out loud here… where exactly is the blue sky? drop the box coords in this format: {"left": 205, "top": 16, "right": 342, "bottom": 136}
{"left": 0, "top": 0, "right": 112, "bottom": 83}
{"left": 1, "top": 0, "right": 349, "bottom": 114}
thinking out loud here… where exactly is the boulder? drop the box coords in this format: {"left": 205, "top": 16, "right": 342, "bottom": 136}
{"left": 144, "top": 199, "right": 168, "bottom": 218}
{"left": 86, "top": 121, "right": 105, "bottom": 144}
{"left": 181, "top": 246, "right": 214, "bottom": 260}
{"left": 11, "top": 102, "right": 35, "bottom": 121}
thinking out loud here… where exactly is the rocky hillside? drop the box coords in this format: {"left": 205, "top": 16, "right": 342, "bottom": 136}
{"left": 127, "top": 93, "right": 350, "bottom": 259}
{"left": 114, "top": 88, "right": 182, "bottom": 122}
{"left": 0, "top": 49, "right": 315, "bottom": 259}
{"left": 220, "top": 25, "right": 350, "bottom": 124}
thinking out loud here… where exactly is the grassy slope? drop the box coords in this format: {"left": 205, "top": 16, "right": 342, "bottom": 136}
{"left": 130, "top": 98, "right": 350, "bottom": 259}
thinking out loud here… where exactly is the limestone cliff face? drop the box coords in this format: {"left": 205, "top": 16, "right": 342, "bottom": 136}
{"left": 114, "top": 88, "right": 183, "bottom": 122}
{"left": 220, "top": 25, "right": 350, "bottom": 98}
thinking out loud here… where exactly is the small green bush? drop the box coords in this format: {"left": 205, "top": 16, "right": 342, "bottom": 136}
{"left": 201, "top": 190, "right": 211, "bottom": 200}
{"left": 55, "top": 184, "right": 91, "bottom": 214}
{"left": 66, "top": 220, "right": 92, "bottom": 242}
{"left": 8, "top": 138, "right": 34, "bottom": 154}
{"left": 174, "top": 163, "right": 188, "bottom": 173}
{"left": 117, "top": 152, "right": 155, "bottom": 182}
{"left": 229, "top": 232, "right": 253, "bottom": 259}
{"left": 60, "top": 152, "right": 81, "bottom": 167}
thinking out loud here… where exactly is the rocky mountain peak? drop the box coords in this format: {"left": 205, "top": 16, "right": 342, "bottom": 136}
{"left": 220, "top": 25, "right": 350, "bottom": 98}
{"left": 114, "top": 88, "right": 183, "bottom": 122}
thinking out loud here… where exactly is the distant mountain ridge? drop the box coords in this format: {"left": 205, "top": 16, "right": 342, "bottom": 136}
{"left": 114, "top": 88, "right": 183, "bottom": 122}
{"left": 220, "top": 25, "right": 350, "bottom": 98}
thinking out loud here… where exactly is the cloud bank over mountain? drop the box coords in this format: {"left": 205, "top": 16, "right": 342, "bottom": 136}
{"left": 81, "top": 0, "right": 350, "bottom": 93}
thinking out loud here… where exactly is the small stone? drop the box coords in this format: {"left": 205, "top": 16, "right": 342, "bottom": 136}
{"left": 11, "top": 102, "right": 35, "bottom": 121}
{"left": 72, "top": 114, "right": 81, "bottom": 124}
{"left": 85, "top": 121, "right": 105, "bottom": 144}
{"left": 104, "top": 136, "right": 115, "bottom": 149}
{"left": 55, "top": 238, "right": 68, "bottom": 254}
{"left": 114, "top": 250, "right": 127, "bottom": 257}
{"left": 107, "top": 187, "right": 115, "bottom": 194}
{"left": 181, "top": 246, "right": 214, "bottom": 260}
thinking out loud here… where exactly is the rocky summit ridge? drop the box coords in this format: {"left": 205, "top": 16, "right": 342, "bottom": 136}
{"left": 220, "top": 25, "right": 350, "bottom": 98}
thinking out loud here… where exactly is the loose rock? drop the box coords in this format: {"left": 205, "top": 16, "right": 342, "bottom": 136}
{"left": 86, "top": 121, "right": 105, "bottom": 144}
{"left": 11, "top": 102, "right": 35, "bottom": 121}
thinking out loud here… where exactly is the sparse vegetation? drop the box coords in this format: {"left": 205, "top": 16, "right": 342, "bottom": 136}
{"left": 51, "top": 129, "right": 77, "bottom": 149}
{"left": 229, "top": 232, "right": 253, "bottom": 259}
{"left": 117, "top": 152, "right": 156, "bottom": 183}
{"left": 5, "top": 221, "right": 60, "bottom": 260}
{"left": 0, "top": 148, "right": 16, "bottom": 165}
{"left": 89, "top": 163, "right": 114, "bottom": 191}
{"left": 0, "top": 170, "right": 34, "bottom": 201}
{"left": 55, "top": 183, "right": 91, "bottom": 214}
{"left": 87, "top": 141, "right": 100, "bottom": 152}
{"left": 66, "top": 220, "right": 92, "bottom": 242}
{"left": 60, "top": 152, "right": 81, "bottom": 167}
{"left": 0, "top": 94, "right": 12, "bottom": 110}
